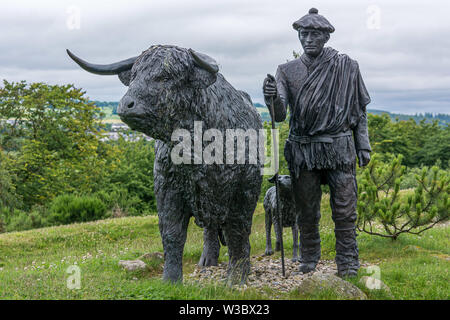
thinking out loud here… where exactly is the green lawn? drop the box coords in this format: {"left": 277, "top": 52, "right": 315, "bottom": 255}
{"left": 0, "top": 199, "right": 448, "bottom": 300}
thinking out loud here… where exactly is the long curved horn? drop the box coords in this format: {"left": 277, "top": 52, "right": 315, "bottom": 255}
{"left": 189, "top": 49, "right": 219, "bottom": 74}
{"left": 66, "top": 49, "right": 138, "bottom": 75}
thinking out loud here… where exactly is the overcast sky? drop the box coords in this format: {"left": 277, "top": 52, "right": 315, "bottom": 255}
{"left": 1, "top": 0, "right": 450, "bottom": 114}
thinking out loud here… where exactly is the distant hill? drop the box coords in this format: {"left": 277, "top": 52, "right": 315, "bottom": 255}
{"left": 254, "top": 102, "right": 271, "bottom": 123}
{"left": 254, "top": 102, "right": 449, "bottom": 125}
{"left": 93, "top": 101, "right": 449, "bottom": 126}
{"left": 366, "top": 109, "right": 450, "bottom": 125}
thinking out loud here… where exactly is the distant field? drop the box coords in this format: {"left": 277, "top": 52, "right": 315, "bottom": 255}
{"left": 97, "top": 102, "right": 450, "bottom": 126}
{"left": 100, "top": 118, "right": 124, "bottom": 124}
{"left": 98, "top": 105, "right": 272, "bottom": 124}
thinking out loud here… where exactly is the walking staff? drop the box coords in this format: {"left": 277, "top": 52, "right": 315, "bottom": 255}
{"left": 264, "top": 74, "right": 286, "bottom": 277}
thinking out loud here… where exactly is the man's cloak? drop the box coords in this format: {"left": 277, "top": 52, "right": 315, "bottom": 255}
{"left": 267, "top": 47, "right": 371, "bottom": 178}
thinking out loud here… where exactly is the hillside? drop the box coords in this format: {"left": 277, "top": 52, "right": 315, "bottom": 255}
{"left": 1, "top": 199, "right": 448, "bottom": 300}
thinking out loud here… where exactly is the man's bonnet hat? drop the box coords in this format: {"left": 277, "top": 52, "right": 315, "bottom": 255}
{"left": 292, "top": 8, "right": 335, "bottom": 33}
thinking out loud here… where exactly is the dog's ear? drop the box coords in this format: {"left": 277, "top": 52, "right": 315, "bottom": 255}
{"left": 268, "top": 175, "right": 277, "bottom": 184}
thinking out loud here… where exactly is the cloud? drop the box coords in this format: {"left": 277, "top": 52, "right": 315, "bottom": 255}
{"left": 1, "top": 0, "right": 449, "bottom": 113}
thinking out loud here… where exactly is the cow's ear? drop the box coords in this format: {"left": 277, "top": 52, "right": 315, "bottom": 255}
{"left": 188, "top": 67, "right": 218, "bottom": 89}
{"left": 118, "top": 70, "right": 132, "bottom": 86}
{"left": 188, "top": 49, "right": 219, "bottom": 89}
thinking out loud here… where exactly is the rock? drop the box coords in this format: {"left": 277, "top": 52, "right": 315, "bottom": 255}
{"left": 118, "top": 259, "right": 147, "bottom": 271}
{"left": 297, "top": 273, "right": 367, "bottom": 300}
{"left": 359, "top": 276, "right": 393, "bottom": 297}
{"left": 140, "top": 252, "right": 164, "bottom": 261}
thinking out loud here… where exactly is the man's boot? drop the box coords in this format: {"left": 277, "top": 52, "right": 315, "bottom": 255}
{"left": 335, "top": 227, "right": 360, "bottom": 278}
{"left": 299, "top": 224, "right": 321, "bottom": 273}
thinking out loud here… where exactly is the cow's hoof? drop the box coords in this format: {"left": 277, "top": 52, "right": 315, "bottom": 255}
{"left": 226, "top": 258, "right": 250, "bottom": 287}
{"left": 299, "top": 262, "right": 317, "bottom": 274}
{"left": 292, "top": 256, "right": 300, "bottom": 263}
{"left": 264, "top": 249, "right": 274, "bottom": 256}
{"left": 162, "top": 272, "right": 183, "bottom": 283}
{"left": 198, "top": 255, "right": 219, "bottom": 267}
{"left": 226, "top": 272, "right": 249, "bottom": 287}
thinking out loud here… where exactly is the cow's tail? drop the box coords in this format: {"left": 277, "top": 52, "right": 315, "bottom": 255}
{"left": 218, "top": 227, "right": 227, "bottom": 246}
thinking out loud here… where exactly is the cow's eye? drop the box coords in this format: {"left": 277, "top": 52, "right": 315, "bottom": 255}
{"left": 152, "top": 71, "right": 173, "bottom": 82}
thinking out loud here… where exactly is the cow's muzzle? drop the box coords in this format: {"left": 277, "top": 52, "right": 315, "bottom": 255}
{"left": 118, "top": 96, "right": 145, "bottom": 119}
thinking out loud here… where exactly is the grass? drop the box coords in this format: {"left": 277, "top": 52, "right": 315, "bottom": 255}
{"left": 0, "top": 199, "right": 448, "bottom": 300}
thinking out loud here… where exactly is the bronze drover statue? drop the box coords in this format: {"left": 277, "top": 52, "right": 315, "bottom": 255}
{"left": 263, "top": 8, "right": 372, "bottom": 277}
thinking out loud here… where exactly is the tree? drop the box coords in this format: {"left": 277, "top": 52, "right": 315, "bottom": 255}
{"left": 357, "top": 154, "right": 449, "bottom": 240}
{"left": 99, "top": 136, "right": 156, "bottom": 214}
{"left": 412, "top": 122, "right": 450, "bottom": 168}
{"left": 0, "top": 150, "right": 19, "bottom": 209}
{"left": 367, "top": 114, "right": 450, "bottom": 168}
{"left": 0, "top": 80, "right": 108, "bottom": 208}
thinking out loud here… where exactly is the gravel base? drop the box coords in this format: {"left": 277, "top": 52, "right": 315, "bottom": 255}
{"left": 185, "top": 254, "right": 373, "bottom": 295}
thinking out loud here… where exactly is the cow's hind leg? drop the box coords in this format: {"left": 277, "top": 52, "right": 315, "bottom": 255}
{"left": 224, "top": 191, "right": 257, "bottom": 286}
{"left": 198, "top": 226, "right": 220, "bottom": 267}
{"left": 224, "top": 166, "right": 260, "bottom": 286}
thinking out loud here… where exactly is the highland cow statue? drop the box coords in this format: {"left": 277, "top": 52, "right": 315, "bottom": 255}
{"left": 67, "top": 45, "right": 263, "bottom": 284}
{"left": 263, "top": 175, "right": 299, "bottom": 262}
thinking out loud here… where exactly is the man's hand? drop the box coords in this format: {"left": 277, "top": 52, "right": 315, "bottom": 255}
{"left": 263, "top": 74, "right": 277, "bottom": 100}
{"left": 358, "top": 150, "right": 371, "bottom": 167}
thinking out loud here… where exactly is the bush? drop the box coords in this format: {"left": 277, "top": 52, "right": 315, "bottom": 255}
{"left": 0, "top": 217, "right": 5, "bottom": 233}
{"left": 48, "top": 194, "right": 107, "bottom": 225}
{"left": 399, "top": 161, "right": 448, "bottom": 190}
{"left": 94, "top": 187, "right": 146, "bottom": 217}
{"left": 0, "top": 207, "right": 46, "bottom": 232}
{"left": 5, "top": 209, "right": 33, "bottom": 231}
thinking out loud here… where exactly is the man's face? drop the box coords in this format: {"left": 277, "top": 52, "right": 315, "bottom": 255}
{"left": 298, "top": 28, "right": 330, "bottom": 57}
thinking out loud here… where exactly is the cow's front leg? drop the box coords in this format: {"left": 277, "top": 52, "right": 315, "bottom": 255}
{"left": 224, "top": 223, "right": 251, "bottom": 286}
{"left": 157, "top": 188, "right": 191, "bottom": 283}
{"left": 198, "top": 226, "right": 220, "bottom": 267}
